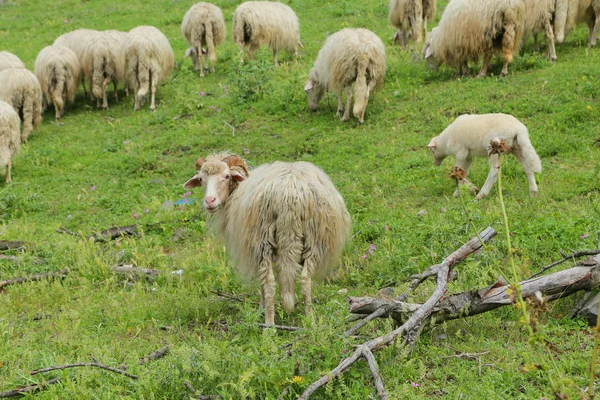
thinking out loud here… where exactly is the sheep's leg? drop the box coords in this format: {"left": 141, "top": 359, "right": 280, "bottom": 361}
{"left": 102, "top": 79, "right": 109, "bottom": 110}
{"left": 300, "top": 259, "right": 313, "bottom": 316}
{"left": 5, "top": 159, "right": 11, "bottom": 183}
{"left": 545, "top": 22, "right": 557, "bottom": 61}
{"left": 478, "top": 50, "right": 493, "bottom": 77}
{"left": 273, "top": 49, "right": 278, "bottom": 65}
{"left": 197, "top": 43, "right": 204, "bottom": 78}
{"left": 512, "top": 148, "right": 539, "bottom": 196}
{"left": 82, "top": 78, "right": 88, "bottom": 99}
{"left": 113, "top": 79, "right": 118, "bottom": 102}
{"left": 500, "top": 23, "right": 517, "bottom": 76}
{"left": 149, "top": 70, "right": 157, "bottom": 111}
{"left": 476, "top": 154, "right": 499, "bottom": 200}
{"left": 336, "top": 90, "right": 344, "bottom": 117}
{"left": 340, "top": 86, "right": 352, "bottom": 122}
{"left": 248, "top": 43, "right": 256, "bottom": 61}
{"left": 533, "top": 32, "right": 540, "bottom": 52}
{"left": 588, "top": 10, "right": 600, "bottom": 47}
{"left": 259, "top": 252, "right": 276, "bottom": 325}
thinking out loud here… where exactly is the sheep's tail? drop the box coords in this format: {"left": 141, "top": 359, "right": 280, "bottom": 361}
{"left": 136, "top": 56, "right": 151, "bottom": 100}
{"left": 353, "top": 55, "right": 370, "bottom": 122}
{"left": 517, "top": 129, "right": 542, "bottom": 173}
{"left": 205, "top": 22, "right": 217, "bottom": 63}
{"left": 232, "top": 12, "right": 245, "bottom": 46}
{"left": 554, "top": 0, "right": 568, "bottom": 43}
{"left": 50, "top": 65, "right": 65, "bottom": 118}
{"left": 21, "top": 84, "right": 41, "bottom": 140}
{"left": 278, "top": 264, "right": 297, "bottom": 313}
{"left": 92, "top": 53, "right": 106, "bottom": 100}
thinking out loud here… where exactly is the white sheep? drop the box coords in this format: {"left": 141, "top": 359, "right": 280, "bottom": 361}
{"left": 232, "top": 1, "right": 302, "bottom": 64}
{"left": 427, "top": 113, "right": 542, "bottom": 200}
{"left": 0, "top": 68, "right": 42, "bottom": 141}
{"left": 120, "top": 26, "right": 174, "bottom": 111}
{"left": 182, "top": 2, "right": 226, "bottom": 77}
{"left": 423, "top": 0, "right": 526, "bottom": 77}
{"left": 103, "top": 30, "right": 129, "bottom": 96}
{"left": 0, "top": 51, "right": 25, "bottom": 71}
{"left": 54, "top": 29, "right": 100, "bottom": 98}
{"left": 553, "top": 0, "right": 600, "bottom": 46}
{"left": 389, "top": 0, "right": 436, "bottom": 49}
{"left": 81, "top": 32, "right": 124, "bottom": 109}
{"left": 0, "top": 100, "right": 21, "bottom": 183}
{"left": 183, "top": 153, "right": 351, "bottom": 325}
{"left": 524, "top": 0, "right": 557, "bottom": 60}
{"left": 34, "top": 45, "right": 81, "bottom": 119}
{"left": 304, "top": 28, "right": 386, "bottom": 124}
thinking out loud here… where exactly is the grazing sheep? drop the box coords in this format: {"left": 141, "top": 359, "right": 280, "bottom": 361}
{"left": 0, "top": 68, "right": 42, "bottom": 141}
{"left": 553, "top": 0, "right": 600, "bottom": 46}
{"left": 34, "top": 45, "right": 81, "bottom": 119}
{"left": 524, "top": 0, "right": 557, "bottom": 60}
{"left": 422, "top": 0, "right": 526, "bottom": 77}
{"left": 389, "top": 0, "right": 436, "bottom": 49}
{"left": 182, "top": 2, "right": 226, "bottom": 77}
{"left": 103, "top": 30, "right": 129, "bottom": 96}
{"left": 54, "top": 29, "right": 100, "bottom": 98}
{"left": 427, "top": 113, "right": 542, "bottom": 200}
{"left": 304, "top": 28, "right": 386, "bottom": 124}
{"left": 0, "top": 51, "right": 25, "bottom": 71}
{"left": 183, "top": 153, "right": 351, "bottom": 325}
{"left": 120, "top": 26, "right": 174, "bottom": 111}
{"left": 232, "top": 1, "right": 302, "bottom": 64}
{"left": 0, "top": 100, "right": 21, "bottom": 183}
{"left": 81, "top": 33, "right": 123, "bottom": 109}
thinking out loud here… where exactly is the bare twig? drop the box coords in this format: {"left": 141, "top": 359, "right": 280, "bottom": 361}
{"left": 0, "top": 240, "right": 28, "bottom": 251}
{"left": 0, "top": 254, "right": 18, "bottom": 261}
{"left": 569, "top": 291, "right": 593, "bottom": 318}
{"left": 257, "top": 323, "right": 303, "bottom": 332}
{"left": 112, "top": 265, "right": 161, "bottom": 279}
{"left": 345, "top": 307, "right": 387, "bottom": 336}
{"left": 56, "top": 225, "right": 138, "bottom": 242}
{"left": 31, "top": 362, "right": 138, "bottom": 379}
{"left": 139, "top": 346, "right": 170, "bottom": 365}
{"left": 0, "top": 269, "right": 69, "bottom": 289}
{"left": 0, "top": 378, "right": 61, "bottom": 398}
{"left": 209, "top": 289, "right": 247, "bottom": 303}
{"left": 362, "top": 346, "right": 387, "bottom": 400}
{"left": 441, "top": 351, "right": 489, "bottom": 360}
{"left": 529, "top": 249, "right": 600, "bottom": 279}
{"left": 183, "top": 380, "right": 223, "bottom": 400}
{"left": 224, "top": 121, "right": 235, "bottom": 137}
{"left": 396, "top": 264, "right": 441, "bottom": 302}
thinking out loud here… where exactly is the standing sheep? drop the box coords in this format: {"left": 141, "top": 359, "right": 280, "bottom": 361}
{"left": 0, "top": 51, "right": 25, "bottom": 71}
{"left": 524, "top": 0, "right": 557, "bottom": 61}
{"left": 103, "top": 30, "right": 129, "bottom": 96}
{"left": 553, "top": 0, "right": 600, "bottom": 46}
{"left": 182, "top": 2, "right": 226, "bottom": 77}
{"left": 0, "top": 100, "right": 21, "bottom": 183}
{"left": 427, "top": 113, "right": 542, "bottom": 200}
{"left": 183, "top": 153, "right": 351, "bottom": 325}
{"left": 54, "top": 29, "right": 100, "bottom": 98}
{"left": 81, "top": 33, "right": 124, "bottom": 110}
{"left": 232, "top": 1, "right": 302, "bottom": 64}
{"left": 34, "top": 45, "right": 81, "bottom": 119}
{"left": 389, "top": 0, "right": 436, "bottom": 49}
{"left": 422, "top": 0, "right": 526, "bottom": 77}
{"left": 304, "top": 28, "right": 386, "bottom": 124}
{"left": 120, "top": 26, "right": 174, "bottom": 111}
{"left": 0, "top": 68, "right": 42, "bottom": 141}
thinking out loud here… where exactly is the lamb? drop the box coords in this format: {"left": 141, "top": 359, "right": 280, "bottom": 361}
{"left": 183, "top": 153, "right": 352, "bottom": 325}
{"left": 232, "top": 1, "right": 302, "bottom": 64}
{"left": 304, "top": 28, "right": 386, "bottom": 124}
{"left": 81, "top": 32, "right": 124, "bottom": 109}
{"left": 120, "top": 26, "right": 174, "bottom": 111}
{"left": 34, "top": 45, "right": 81, "bottom": 119}
{"left": 0, "top": 51, "right": 25, "bottom": 71}
{"left": 0, "top": 100, "right": 21, "bottom": 183}
{"left": 553, "top": 0, "right": 600, "bottom": 46}
{"left": 53, "top": 29, "right": 100, "bottom": 98}
{"left": 427, "top": 113, "right": 542, "bottom": 200}
{"left": 182, "top": 2, "right": 226, "bottom": 77}
{"left": 389, "top": 0, "right": 436, "bottom": 49}
{"left": 0, "top": 68, "right": 42, "bottom": 141}
{"left": 524, "top": 0, "right": 557, "bottom": 60}
{"left": 422, "top": 0, "right": 526, "bottom": 77}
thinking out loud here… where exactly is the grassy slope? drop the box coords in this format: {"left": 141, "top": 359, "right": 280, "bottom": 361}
{"left": 1, "top": 0, "right": 599, "bottom": 398}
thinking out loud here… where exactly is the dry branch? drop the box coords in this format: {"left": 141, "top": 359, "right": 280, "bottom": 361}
{"left": 0, "top": 269, "right": 69, "bottom": 289}
{"left": 56, "top": 225, "right": 138, "bottom": 242}
{"left": 112, "top": 265, "right": 161, "bottom": 279}
{"left": 0, "top": 241, "right": 28, "bottom": 251}
{"left": 529, "top": 249, "right": 600, "bottom": 278}
{"left": 139, "top": 346, "right": 170, "bottom": 365}
{"left": 298, "top": 227, "right": 496, "bottom": 399}
{"left": 257, "top": 323, "right": 303, "bottom": 332}
{"left": 31, "top": 362, "right": 138, "bottom": 379}
{"left": 0, "top": 378, "right": 61, "bottom": 398}
{"left": 183, "top": 380, "right": 223, "bottom": 400}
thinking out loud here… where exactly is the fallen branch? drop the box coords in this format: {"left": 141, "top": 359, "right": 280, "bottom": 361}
{"left": 0, "top": 254, "right": 18, "bottom": 261}
{"left": 56, "top": 225, "right": 138, "bottom": 242}
{"left": 257, "top": 323, "right": 303, "bottom": 332}
{"left": 183, "top": 380, "right": 223, "bottom": 400}
{"left": 112, "top": 265, "right": 161, "bottom": 279}
{"left": 0, "top": 269, "right": 69, "bottom": 289}
{"left": 529, "top": 249, "right": 600, "bottom": 278}
{"left": 31, "top": 362, "right": 138, "bottom": 380}
{"left": 298, "top": 227, "right": 496, "bottom": 399}
{"left": 139, "top": 346, "right": 170, "bottom": 365}
{"left": 0, "top": 378, "right": 61, "bottom": 398}
{"left": 209, "top": 289, "right": 247, "bottom": 303}
{"left": 0, "top": 241, "right": 28, "bottom": 251}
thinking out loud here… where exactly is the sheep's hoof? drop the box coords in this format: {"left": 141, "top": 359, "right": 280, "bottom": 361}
{"left": 475, "top": 193, "right": 486, "bottom": 201}
{"left": 470, "top": 186, "right": 479, "bottom": 194}
{"left": 340, "top": 115, "right": 350, "bottom": 122}
{"left": 335, "top": 109, "right": 343, "bottom": 117}
{"left": 5, "top": 177, "right": 11, "bottom": 184}
{"left": 530, "top": 190, "right": 538, "bottom": 197}
{"left": 453, "top": 190, "right": 459, "bottom": 198}
{"left": 477, "top": 72, "right": 487, "bottom": 78}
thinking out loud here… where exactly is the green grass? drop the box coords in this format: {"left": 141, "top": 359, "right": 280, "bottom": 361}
{"left": 1, "top": 0, "right": 600, "bottom": 398}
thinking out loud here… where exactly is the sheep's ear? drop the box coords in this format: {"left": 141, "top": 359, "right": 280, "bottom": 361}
{"left": 195, "top": 157, "right": 206, "bottom": 170}
{"left": 231, "top": 169, "right": 246, "bottom": 182}
{"left": 426, "top": 138, "right": 437, "bottom": 149}
{"left": 223, "top": 154, "right": 249, "bottom": 176}
{"left": 424, "top": 45, "right": 432, "bottom": 59}
{"left": 184, "top": 48, "right": 193, "bottom": 58}
{"left": 304, "top": 80, "right": 313, "bottom": 92}
{"left": 183, "top": 175, "right": 202, "bottom": 189}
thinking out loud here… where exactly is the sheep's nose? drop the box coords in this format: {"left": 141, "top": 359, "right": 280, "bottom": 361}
{"left": 310, "top": 104, "right": 317, "bottom": 112}
{"left": 205, "top": 196, "right": 216, "bottom": 205}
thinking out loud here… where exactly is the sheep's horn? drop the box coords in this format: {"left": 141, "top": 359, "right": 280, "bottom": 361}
{"left": 223, "top": 154, "right": 249, "bottom": 176}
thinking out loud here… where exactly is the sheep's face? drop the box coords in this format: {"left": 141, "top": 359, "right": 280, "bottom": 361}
{"left": 183, "top": 155, "right": 248, "bottom": 213}
{"left": 426, "top": 137, "right": 445, "bottom": 166}
{"left": 304, "top": 77, "right": 324, "bottom": 112}
{"left": 423, "top": 31, "right": 438, "bottom": 70}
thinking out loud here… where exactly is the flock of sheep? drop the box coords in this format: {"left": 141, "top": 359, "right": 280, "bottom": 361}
{"left": 0, "top": 0, "right": 596, "bottom": 322}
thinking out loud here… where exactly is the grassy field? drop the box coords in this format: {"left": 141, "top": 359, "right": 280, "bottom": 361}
{"left": 1, "top": 0, "right": 600, "bottom": 398}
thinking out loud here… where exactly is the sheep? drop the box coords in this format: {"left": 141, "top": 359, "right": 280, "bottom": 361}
{"left": 0, "top": 100, "right": 21, "bottom": 183}
{"left": 182, "top": 2, "right": 226, "bottom": 77}
{"left": 389, "top": 0, "right": 436, "bottom": 49}
{"left": 304, "top": 28, "right": 386, "bottom": 124}
{"left": 103, "top": 30, "right": 129, "bottom": 96}
{"left": 120, "top": 26, "right": 174, "bottom": 111}
{"left": 183, "top": 152, "right": 352, "bottom": 325}
{"left": 54, "top": 29, "right": 100, "bottom": 98}
{"left": 81, "top": 32, "right": 124, "bottom": 109}
{"left": 422, "top": 0, "right": 526, "bottom": 77}
{"left": 524, "top": 0, "right": 557, "bottom": 61}
{"left": 0, "top": 68, "right": 42, "bottom": 141}
{"left": 427, "top": 113, "right": 542, "bottom": 200}
{"left": 553, "top": 0, "right": 600, "bottom": 46}
{"left": 232, "top": 1, "right": 302, "bottom": 64}
{"left": 0, "top": 51, "right": 25, "bottom": 71}
{"left": 34, "top": 45, "right": 81, "bottom": 119}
